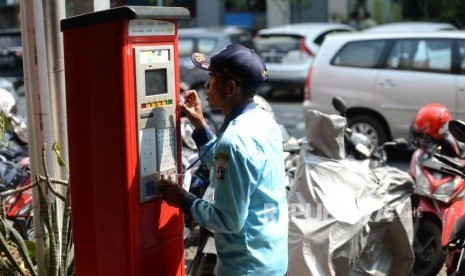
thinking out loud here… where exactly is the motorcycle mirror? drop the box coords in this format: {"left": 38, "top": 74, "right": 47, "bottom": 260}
{"left": 332, "top": 97, "right": 347, "bottom": 117}
{"left": 449, "top": 120, "right": 465, "bottom": 143}
{"left": 423, "top": 157, "right": 465, "bottom": 179}
{"left": 392, "top": 138, "right": 409, "bottom": 150}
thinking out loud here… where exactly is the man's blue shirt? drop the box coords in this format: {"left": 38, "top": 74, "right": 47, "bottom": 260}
{"left": 190, "top": 103, "right": 288, "bottom": 276}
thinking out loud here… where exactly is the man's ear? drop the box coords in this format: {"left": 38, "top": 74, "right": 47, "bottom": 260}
{"left": 225, "top": 79, "right": 237, "bottom": 95}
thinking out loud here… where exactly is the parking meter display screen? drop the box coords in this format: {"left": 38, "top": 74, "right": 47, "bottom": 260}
{"left": 145, "top": 68, "right": 167, "bottom": 96}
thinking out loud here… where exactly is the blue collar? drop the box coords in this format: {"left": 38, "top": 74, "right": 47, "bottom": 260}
{"left": 182, "top": 101, "right": 256, "bottom": 174}
{"left": 218, "top": 101, "right": 256, "bottom": 136}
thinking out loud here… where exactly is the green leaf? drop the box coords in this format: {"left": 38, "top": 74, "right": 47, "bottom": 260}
{"left": 52, "top": 142, "right": 61, "bottom": 153}
{"left": 52, "top": 142, "right": 67, "bottom": 169}
{"left": 3, "top": 219, "right": 37, "bottom": 276}
{"left": 0, "top": 220, "right": 27, "bottom": 276}
{"left": 0, "top": 254, "right": 16, "bottom": 276}
{"left": 0, "top": 111, "right": 11, "bottom": 138}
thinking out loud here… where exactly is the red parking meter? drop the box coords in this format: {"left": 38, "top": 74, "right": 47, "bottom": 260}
{"left": 60, "top": 6, "right": 190, "bottom": 276}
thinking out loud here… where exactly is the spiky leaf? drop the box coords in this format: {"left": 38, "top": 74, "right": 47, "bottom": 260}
{"left": 2, "top": 218, "right": 37, "bottom": 276}
{"left": 0, "top": 224, "right": 27, "bottom": 276}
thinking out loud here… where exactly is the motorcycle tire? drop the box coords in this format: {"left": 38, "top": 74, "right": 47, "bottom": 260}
{"left": 188, "top": 228, "right": 216, "bottom": 276}
{"left": 412, "top": 219, "right": 446, "bottom": 276}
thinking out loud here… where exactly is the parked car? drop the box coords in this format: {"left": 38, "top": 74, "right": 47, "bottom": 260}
{"left": 363, "top": 21, "right": 457, "bottom": 33}
{"left": 0, "top": 28, "right": 23, "bottom": 77}
{"left": 253, "top": 23, "right": 356, "bottom": 97}
{"left": 178, "top": 26, "right": 255, "bottom": 113}
{"left": 302, "top": 31, "right": 465, "bottom": 145}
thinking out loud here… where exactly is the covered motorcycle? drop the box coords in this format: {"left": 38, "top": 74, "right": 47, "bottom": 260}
{"left": 287, "top": 110, "right": 415, "bottom": 276}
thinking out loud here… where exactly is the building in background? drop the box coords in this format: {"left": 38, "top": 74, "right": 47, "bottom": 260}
{"left": 0, "top": 0, "right": 19, "bottom": 29}
{"left": 0, "top": 1, "right": 462, "bottom": 37}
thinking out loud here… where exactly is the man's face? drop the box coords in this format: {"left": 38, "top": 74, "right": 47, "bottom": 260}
{"left": 204, "top": 71, "right": 229, "bottom": 110}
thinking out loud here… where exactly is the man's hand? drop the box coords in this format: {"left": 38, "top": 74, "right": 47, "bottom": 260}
{"left": 179, "top": 90, "right": 207, "bottom": 130}
{"left": 159, "top": 178, "right": 188, "bottom": 208}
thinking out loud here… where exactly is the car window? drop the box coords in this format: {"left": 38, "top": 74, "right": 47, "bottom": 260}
{"left": 179, "top": 38, "right": 194, "bottom": 57}
{"left": 385, "top": 39, "right": 452, "bottom": 73}
{"left": 254, "top": 35, "right": 303, "bottom": 63}
{"left": 0, "top": 34, "right": 21, "bottom": 48}
{"left": 198, "top": 38, "right": 218, "bottom": 54}
{"left": 254, "top": 35, "right": 301, "bottom": 52}
{"left": 179, "top": 37, "right": 218, "bottom": 57}
{"left": 458, "top": 40, "right": 465, "bottom": 74}
{"left": 331, "top": 40, "right": 386, "bottom": 68}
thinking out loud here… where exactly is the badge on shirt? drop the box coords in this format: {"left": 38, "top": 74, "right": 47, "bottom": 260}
{"left": 215, "top": 153, "right": 229, "bottom": 180}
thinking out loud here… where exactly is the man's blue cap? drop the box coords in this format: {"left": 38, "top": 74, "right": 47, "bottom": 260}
{"left": 191, "top": 44, "right": 269, "bottom": 90}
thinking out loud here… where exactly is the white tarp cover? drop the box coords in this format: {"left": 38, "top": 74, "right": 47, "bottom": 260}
{"left": 288, "top": 110, "right": 415, "bottom": 276}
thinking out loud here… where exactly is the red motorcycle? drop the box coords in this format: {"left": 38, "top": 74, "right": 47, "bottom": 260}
{"left": 0, "top": 157, "right": 33, "bottom": 240}
{"left": 408, "top": 103, "right": 465, "bottom": 276}
{"left": 409, "top": 146, "right": 460, "bottom": 276}
{"left": 428, "top": 119, "right": 465, "bottom": 275}
{"left": 442, "top": 200, "right": 465, "bottom": 275}
{"left": 421, "top": 149, "right": 465, "bottom": 275}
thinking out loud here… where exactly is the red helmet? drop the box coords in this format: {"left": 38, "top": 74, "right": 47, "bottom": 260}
{"left": 413, "top": 103, "right": 451, "bottom": 139}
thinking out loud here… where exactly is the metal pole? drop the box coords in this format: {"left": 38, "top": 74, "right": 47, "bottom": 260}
{"left": 43, "top": 0, "right": 68, "bottom": 177}
{"left": 42, "top": 0, "right": 68, "bottom": 269}
{"left": 20, "top": 0, "right": 56, "bottom": 274}
{"left": 20, "top": 0, "right": 67, "bottom": 274}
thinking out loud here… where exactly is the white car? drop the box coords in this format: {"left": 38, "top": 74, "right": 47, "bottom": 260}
{"left": 254, "top": 23, "right": 356, "bottom": 97}
{"left": 302, "top": 31, "right": 465, "bottom": 145}
{"left": 363, "top": 22, "right": 457, "bottom": 33}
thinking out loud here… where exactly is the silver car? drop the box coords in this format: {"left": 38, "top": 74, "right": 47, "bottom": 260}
{"left": 302, "top": 31, "right": 465, "bottom": 145}
{"left": 254, "top": 23, "right": 356, "bottom": 97}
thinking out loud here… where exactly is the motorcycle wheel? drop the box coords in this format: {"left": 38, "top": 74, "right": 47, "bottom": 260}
{"left": 26, "top": 225, "right": 34, "bottom": 241}
{"left": 412, "top": 219, "right": 446, "bottom": 276}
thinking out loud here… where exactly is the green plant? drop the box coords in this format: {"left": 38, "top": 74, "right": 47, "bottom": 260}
{"left": 0, "top": 143, "right": 73, "bottom": 275}
{"left": 391, "top": 2, "right": 403, "bottom": 22}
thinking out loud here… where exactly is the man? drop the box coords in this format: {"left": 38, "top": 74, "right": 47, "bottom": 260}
{"left": 160, "top": 44, "right": 288, "bottom": 275}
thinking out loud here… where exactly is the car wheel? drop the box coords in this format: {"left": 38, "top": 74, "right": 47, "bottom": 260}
{"left": 348, "top": 115, "right": 388, "bottom": 146}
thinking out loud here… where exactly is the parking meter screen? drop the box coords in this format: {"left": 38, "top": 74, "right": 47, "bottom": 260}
{"left": 145, "top": 68, "right": 167, "bottom": 96}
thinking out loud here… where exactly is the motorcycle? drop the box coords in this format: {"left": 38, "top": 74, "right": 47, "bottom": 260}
{"left": 0, "top": 87, "right": 28, "bottom": 163}
{"left": 0, "top": 157, "right": 33, "bottom": 240}
{"left": 0, "top": 86, "right": 29, "bottom": 196}
{"left": 408, "top": 106, "right": 465, "bottom": 276}
{"left": 443, "top": 199, "right": 465, "bottom": 276}
{"left": 332, "top": 96, "right": 408, "bottom": 168}
{"left": 287, "top": 107, "right": 415, "bottom": 275}
{"left": 0, "top": 86, "right": 32, "bottom": 240}
{"left": 421, "top": 119, "right": 465, "bottom": 275}
{"left": 285, "top": 96, "right": 408, "bottom": 194}
{"left": 409, "top": 142, "right": 453, "bottom": 276}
